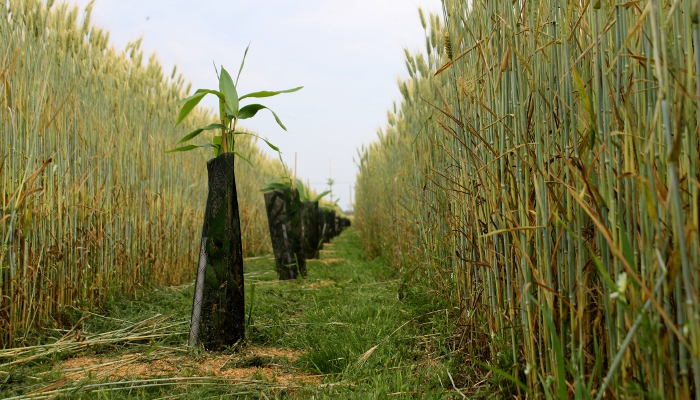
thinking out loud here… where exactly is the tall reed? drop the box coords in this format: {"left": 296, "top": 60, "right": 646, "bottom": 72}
{"left": 356, "top": 0, "right": 700, "bottom": 397}
{"left": 0, "top": 0, "right": 286, "bottom": 347}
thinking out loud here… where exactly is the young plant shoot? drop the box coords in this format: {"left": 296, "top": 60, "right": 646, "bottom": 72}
{"left": 168, "top": 44, "right": 302, "bottom": 158}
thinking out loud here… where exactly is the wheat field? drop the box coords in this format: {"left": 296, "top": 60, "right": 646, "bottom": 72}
{"left": 0, "top": 0, "right": 289, "bottom": 347}
{"left": 355, "top": 0, "right": 700, "bottom": 397}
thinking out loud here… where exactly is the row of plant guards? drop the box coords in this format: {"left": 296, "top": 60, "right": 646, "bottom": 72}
{"left": 321, "top": 208, "right": 351, "bottom": 242}
{"left": 261, "top": 180, "right": 347, "bottom": 280}
{"left": 169, "top": 48, "right": 350, "bottom": 352}
{"left": 191, "top": 173, "right": 347, "bottom": 348}
{"left": 317, "top": 202, "right": 350, "bottom": 247}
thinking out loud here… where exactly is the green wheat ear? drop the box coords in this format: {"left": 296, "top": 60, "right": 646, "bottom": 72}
{"left": 418, "top": 8, "right": 426, "bottom": 30}
{"left": 444, "top": 32, "right": 452, "bottom": 60}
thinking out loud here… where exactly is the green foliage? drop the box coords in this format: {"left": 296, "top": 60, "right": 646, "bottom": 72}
{"left": 260, "top": 179, "right": 294, "bottom": 193}
{"left": 312, "top": 190, "right": 331, "bottom": 203}
{"left": 293, "top": 179, "right": 330, "bottom": 203}
{"left": 169, "top": 44, "right": 302, "bottom": 158}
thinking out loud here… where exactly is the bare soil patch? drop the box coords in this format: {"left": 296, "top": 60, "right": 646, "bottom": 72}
{"left": 307, "top": 280, "right": 336, "bottom": 289}
{"left": 315, "top": 258, "right": 344, "bottom": 265}
{"left": 58, "top": 346, "right": 320, "bottom": 386}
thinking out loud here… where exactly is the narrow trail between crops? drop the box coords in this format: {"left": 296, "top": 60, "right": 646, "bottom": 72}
{"left": 1, "top": 229, "right": 461, "bottom": 399}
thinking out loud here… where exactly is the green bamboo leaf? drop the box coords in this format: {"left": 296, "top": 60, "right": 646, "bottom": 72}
{"left": 237, "top": 104, "right": 288, "bottom": 131}
{"left": 232, "top": 130, "right": 280, "bottom": 151}
{"left": 236, "top": 43, "right": 250, "bottom": 86}
{"left": 249, "top": 135, "right": 280, "bottom": 153}
{"left": 234, "top": 151, "right": 253, "bottom": 167}
{"left": 212, "top": 135, "right": 222, "bottom": 157}
{"left": 175, "top": 89, "right": 226, "bottom": 126}
{"left": 260, "top": 181, "right": 292, "bottom": 193}
{"left": 268, "top": 108, "right": 288, "bottom": 131}
{"left": 166, "top": 143, "right": 220, "bottom": 154}
{"left": 178, "top": 129, "right": 203, "bottom": 144}
{"left": 177, "top": 124, "right": 227, "bottom": 144}
{"left": 166, "top": 145, "right": 198, "bottom": 153}
{"left": 219, "top": 67, "right": 239, "bottom": 117}
{"left": 212, "top": 135, "right": 222, "bottom": 146}
{"left": 182, "top": 88, "right": 225, "bottom": 102}
{"left": 199, "top": 88, "right": 226, "bottom": 98}
{"left": 260, "top": 137, "right": 280, "bottom": 151}
{"left": 239, "top": 86, "right": 303, "bottom": 101}
{"left": 175, "top": 92, "right": 201, "bottom": 107}
{"left": 175, "top": 92, "right": 205, "bottom": 126}
{"left": 297, "top": 189, "right": 308, "bottom": 202}
{"left": 205, "top": 264, "right": 219, "bottom": 288}
{"left": 312, "top": 190, "right": 331, "bottom": 202}
{"left": 294, "top": 179, "right": 310, "bottom": 201}
{"left": 237, "top": 104, "right": 266, "bottom": 119}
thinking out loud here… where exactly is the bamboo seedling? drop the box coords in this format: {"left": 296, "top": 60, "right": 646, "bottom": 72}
{"left": 168, "top": 44, "right": 302, "bottom": 158}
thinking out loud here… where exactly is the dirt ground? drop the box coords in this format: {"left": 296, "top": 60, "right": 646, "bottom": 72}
{"left": 57, "top": 346, "right": 321, "bottom": 387}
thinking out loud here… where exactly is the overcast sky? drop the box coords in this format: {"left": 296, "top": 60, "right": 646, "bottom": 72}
{"left": 70, "top": 0, "right": 441, "bottom": 211}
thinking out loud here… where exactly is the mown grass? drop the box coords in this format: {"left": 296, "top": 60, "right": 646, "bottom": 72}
{"left": 0, "top": 228, "right": 463, "bottom": 399}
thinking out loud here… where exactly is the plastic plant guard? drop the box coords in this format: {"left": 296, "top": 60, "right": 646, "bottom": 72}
{"left": 316, "top": 208, "right": 325, "bottom": 249}
{"left": 329, "top": 210, "right": 338, "bottom": 238}
{"left": 189, "top": 153, "right": 245, "bottom": 351}
{"left": 322, "top": 209, "right": 334, "bottom": 242}
{"left": 302, "top": 201, "right": 320, "bottom": 259}
{"left": 264, "top": 188, "right": 307, "bottom": 279}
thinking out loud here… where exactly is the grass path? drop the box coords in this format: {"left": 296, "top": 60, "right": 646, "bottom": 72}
{"left": 0, "top": 228, "right": 461, "bottom": 399}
